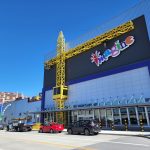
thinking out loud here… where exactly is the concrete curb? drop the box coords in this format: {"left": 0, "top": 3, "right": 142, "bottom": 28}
{"left": 63, "top": 129, "right": 150, "bottom": 139}
{"left": 138, "top": 135, "right": 150, "bottom": 139}
{"left": 99, "top": 132, "right": 150, "bottom": 139}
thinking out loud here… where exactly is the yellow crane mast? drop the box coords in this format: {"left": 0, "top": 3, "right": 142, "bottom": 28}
{"left": 53, "top": 31, "right": 68, "bottom": 123}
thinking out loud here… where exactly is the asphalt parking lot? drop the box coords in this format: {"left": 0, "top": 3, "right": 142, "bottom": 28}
{"left": 0, "top": 130, "right": 150, "bottom": 150}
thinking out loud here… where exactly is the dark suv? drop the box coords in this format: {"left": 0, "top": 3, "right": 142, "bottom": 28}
{"left": 67, "top": 120, "right": 100, "bottom": 135}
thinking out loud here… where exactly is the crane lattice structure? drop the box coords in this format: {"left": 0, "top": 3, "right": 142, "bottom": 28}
{"left": 45, "top": 21, "right": 134, "bottom": 124}
{"left": 52, "top": 31, "right": 68, "bottom": 123}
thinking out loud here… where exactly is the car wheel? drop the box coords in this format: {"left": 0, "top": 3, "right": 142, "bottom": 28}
{"left": 19, "top": 127, "right": 23, "bottom": 132}
{"left": 7, "top": 126, "right": 9, "bottom": 131}
{"left": 84, "top": 129, "right": 90, "bottom": 136}
{"left": 15, "top": 127, "right": 18, "bottom": 132}
{"left": 68, "top": 129, "right": 73, "bottom": 135}
{"left": 49, "top": 129, "right": 54, "bottom": 133}
{"left": 28, "top": 128, "right": 32, "bottom": 131}
{"left": 39, "top": 129, "right": 43, "bottom": 133}
{"left": 94, "top": 132, "right": 98, "bottom": 135}
{"left": 59, "top": 131, "right": 62, "bottom": 133}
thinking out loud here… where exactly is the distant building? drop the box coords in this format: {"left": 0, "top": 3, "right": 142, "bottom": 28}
{"left": 1, "top": 98, "right": 41, "bottom": 124}
{"left": 0, "top": 92, "right": 26, "bottom": 104}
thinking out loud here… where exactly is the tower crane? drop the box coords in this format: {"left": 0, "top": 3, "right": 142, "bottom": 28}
{"left": 52, "top": 31, "right": 68, "bottom": 123}
{"left": 45, "top": 21, "right": 134, "bottom": 124}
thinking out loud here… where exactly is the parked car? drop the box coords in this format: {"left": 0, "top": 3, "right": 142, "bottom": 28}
{"left": 0, "top": 124, "right": 4, "bottom": 130}
{"left": 67, "top": 120, "right": 100, "bottom": 135}
{"left": 39, "top": 122, "right": 64, "bottom": 133}
{"left": 7, "top": 118, "right": 33, "bottom": 132}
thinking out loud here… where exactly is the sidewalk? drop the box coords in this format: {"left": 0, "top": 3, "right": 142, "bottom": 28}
{"left": 100, "top": 130, "right": 150, "bottom": 138}
{"left": 63, "top": 129, "right": 150, "bottom": 138}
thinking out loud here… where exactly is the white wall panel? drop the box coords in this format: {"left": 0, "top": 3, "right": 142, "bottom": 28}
{"left": 67, "top": 67, "right": 150, "bottom": 104}
{"left": 44, "top": 67, "right": 150, "bottom": 107}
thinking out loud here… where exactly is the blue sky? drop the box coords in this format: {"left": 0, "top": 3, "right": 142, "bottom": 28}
{"left": 0, "top": 0, "right": 140, "bottom": 96}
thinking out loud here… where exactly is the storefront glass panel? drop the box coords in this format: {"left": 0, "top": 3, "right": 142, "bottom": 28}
{"left": 36, "top": 114, "right": 40, "bottom": 123}
{"left": 113, "top": 108, "right": 121, "bottom": 125}
{"left": 128, "top": 107, "right": 138, "bottom": 125}
{"left": 100, "top": 109, "right": 106, "bottom": 127}
{"left": 73, "top": 111, "right": 77, "bottom": 122}
{"left": 78, "top": 110, "right": 85, "bottom": 115}
{"left": 147, "top": 107, "right": 150, "bottom": 123}
{"left": 106, "top": 109, "right": 113, "bottom": 128}
{"left": 120, "top": 108, "right": 128, "bottom": 124}
{"left": 137, "top": 107, "right": 147, "bottom": 125}
{"left": 44, "top": 113, "right": 48, "bottom": 124}
{"left": 94, "top": 109, "right": 100, "bottom": 121}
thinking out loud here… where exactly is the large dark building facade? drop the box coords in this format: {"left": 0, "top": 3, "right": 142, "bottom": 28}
{"left": 41, "top": 1, "right": 150, "bottom": 131}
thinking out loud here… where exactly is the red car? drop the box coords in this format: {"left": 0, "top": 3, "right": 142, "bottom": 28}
{"left": 39, "top": 122, "right": 64, "bottom": 133}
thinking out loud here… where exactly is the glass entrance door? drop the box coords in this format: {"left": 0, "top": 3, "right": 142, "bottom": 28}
{"left": 128, "top": 107, "right": 138, "bottom": 125}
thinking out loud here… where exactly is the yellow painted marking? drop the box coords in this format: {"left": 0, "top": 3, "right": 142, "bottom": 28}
{"left": 0, "top": 135, "right": 96, "bottom": 150}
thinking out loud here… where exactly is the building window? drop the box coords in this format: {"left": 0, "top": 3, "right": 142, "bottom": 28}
{"left": 89, "top": 110, "right": 93, "bottom": 115}
{"left": 147, "top": 107, "right": 150, "bottom": 123}
{"left": 113, "top": 108, "right": 121, "bottom": 125}
{"left": 94, "top": 109, "right": 99, "bottom": 121}
{"left": 120, "top": 108, "right": 128, "bottom": 124}
{"left": 85, "top": 110, "right": 93, "bottom": 115}
{"left": 100, "top": 109, "right": 106, "bottom": 126}
{"left": 128, "top": 107, "right": 137, "bottom": 125}
{"left": 137, "top": 107, "right": 147, "bottom": 125}
{"left": 73, "top": 111, "right": 78, "bottom": 115}
{"left": 106, "top": 109, "right": 113, "bottom": 128}
{"left": 36, "top": 117, "right": 39, "bottom": 123}
{"left": 78, "top": 110, "right": 85, "bottom": 115}
{"left": 6, "top": 96, "right": 10, "bottom": 99}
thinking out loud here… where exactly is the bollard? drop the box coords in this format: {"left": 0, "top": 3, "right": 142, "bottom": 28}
{"left": 140, "top": 119, "right": 144, "bottom": 132}
{"left": 111, "top": 121, "right": 114, "bottom": 131}
{"left": 124, "top": 119, "right": 128, "bottom": 131}
{"left": 99, "top": 121, "right": 102, "bottom": 129}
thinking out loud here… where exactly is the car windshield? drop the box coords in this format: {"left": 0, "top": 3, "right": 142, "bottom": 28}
{"left": 13, "top": 121, "right": 18, "bottom": 123}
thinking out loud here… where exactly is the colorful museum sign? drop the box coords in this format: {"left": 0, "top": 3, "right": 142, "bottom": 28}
{"left": 91, "top": 36, "right": 135, "bottom": 66}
